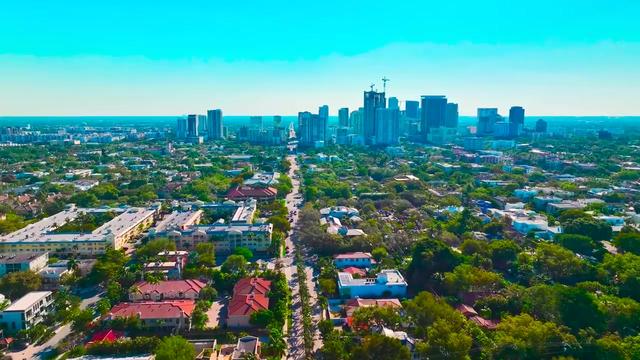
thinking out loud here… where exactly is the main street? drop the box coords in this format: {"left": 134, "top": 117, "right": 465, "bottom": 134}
{"left": 281, "top": 154, "right": 322, "bottom": 359}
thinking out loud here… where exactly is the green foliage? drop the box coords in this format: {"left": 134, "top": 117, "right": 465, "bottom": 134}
{"left": 443, "top": 264, "right": 504, "bottom": 296}
{"left": 137, "top": 238, "right": 176, "bottom": 259}
{"left": 614, "top": 231, "right": 640, "bottom": 255}
{"left": 0, "top": 270, "right": 42, "bottom": 300}
{"left": 556, "top": 233, "right": 598, "bottom": 255}
{"left": 352, "top": 334, "right": 411, "bottom": 360}
{"left": 233, "top": 246, "right": 253, "bottom": 261}
{"left": 563, "top": 217, "right": 612, "bottom": 242}
{"left": 249, "top": 309, "right": 275, "bottom": 327}
{"left": 154, "top": 336, "right": 195, "bottom": 360}
{"left": 493, "top": 314, "right": 578, "bottom": 359}
{"left": 407, "top": 238, "right": 462, "bottom": 292}
{"left": 87, "top": 337, "right": 160, "bottom": 356}
{"left": 221, "top": 254, "right": 248, "bottom": 275}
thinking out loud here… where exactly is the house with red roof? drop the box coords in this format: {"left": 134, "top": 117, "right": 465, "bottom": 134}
{"left": 129, "top": 279, "right": 207, "bottom": 302}
{"left": 456, "top": 304, "right": 498, "bottom": 330}
{"left": 107, "top": 300, "right": 196, "bottom": 331}
{"left": 227, "top": 277, "right": 271, "bottom": 328}
{"left": 87, "top": 329, "right": 124, "bottom": 345}
{"left": 342, "top": 266, "right": 367, "bottom": 277}
{"left": 227, "top": 186, "right": 277, "bottom": 201}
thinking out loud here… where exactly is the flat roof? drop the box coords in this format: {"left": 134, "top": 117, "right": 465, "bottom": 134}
{"left": 4, "top": 291, "right": 52, "bottom": 312}
{"left": 0, "top": 206, "right": 156, "bottom": 245}
{"left": 0, "top": 252, "right": 47, "bottom": 264}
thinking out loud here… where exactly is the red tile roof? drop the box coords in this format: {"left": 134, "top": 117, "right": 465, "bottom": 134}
{"left": 228, "top": 294, "right": 270, "bottom": 316}
{"left": 88, "top": 329, "right": 124, "bottom": 344}
{"left": 345, "top": 298, "right": 402, "bottom": 317}
{"left": 233, "top": 277, "right": 271, "bottom": 296}
{"left": 469, "top": 316, "right": 498, "bottom": 330}
{"left": 227, "top": 186, "right": 277, "bottom": 200}
{"left": 109, "top": 300, "right": 196, "bottom": 320}
{"left": 456, "top": 304, "right": 479, "bottom": 318}
{"left": 132, "top": 280, "right": 206, "bottom": 298}
{"left": 342, "top": 267, "right": 366, "bottom": 277}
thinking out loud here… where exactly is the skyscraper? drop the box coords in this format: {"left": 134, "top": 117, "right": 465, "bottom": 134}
{"left": 207, "top": 109, "right": 224, "bottom": 140}
{"left": 445, "top": 103, "right": 459, "bottom": 128}
{"left": 350, "top": 108, "right": 364, "bottom": 137}
{"left": 420, "top": 96, "right": 447, "bottom": 139}
{"left": 319, "top": 105, "right": 329, "bottom": 122}
{"left": 187, "top": 114, "right": 199, "bottom": 138}
{"left": 477, "top": 108, "right": 499, "bottom": 136}
{"left": 363, "top": 90, "right": 386, "bottom": 145}
{"left": 176, "top": 117, "right": 187, "bottom": 139}
{"left": 298, "top": 110, "right": 326, "bottom": 147}
{"left": 375, "top": 108, "right": 400, "bottom": 145}
{"left": 388, "top": 97, "right": 399, "bottom": 110}
{"left": 509, "top": 106, "right": 525, "bottom": 126}
{"left": 338, "top": 107, "right": 349, "bottom": 128}
{"left": 405, "top": 100, "right": 419, "bottom": 119}
{"left": 197, "top": 115, "right": 207, "bottom": 135}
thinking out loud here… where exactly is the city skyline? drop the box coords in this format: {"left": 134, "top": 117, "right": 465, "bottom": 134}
{"left": 1, "top": 1, "right": 639, "bottom": 116}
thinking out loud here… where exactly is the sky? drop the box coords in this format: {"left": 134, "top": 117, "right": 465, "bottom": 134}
{"left": 1, "top": 0, "right": 639, "bottom": 116}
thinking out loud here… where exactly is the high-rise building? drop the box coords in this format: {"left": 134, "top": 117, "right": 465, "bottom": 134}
{"left": 198, "top": 115, "right": 207, "bottom": 135}
{"left": 421, "top": 96, "right": 447, "bottom": 139}
{"left": 477, "top": 108, "right": 499, "bottom": 136}
{"left": 298, "top": 111, "right": 326, "bottom": 147}
{"left": 350, "top": 109, "right": 364, "bottom": 137}
{"left": 364, "top": 90, "right": 386, "bottom": 145}
{"left": 405, "top": 100, "right": 419, "bottom": 119}
{"left": 536, "top": 119, "right": 548, "bottom": 133}
{"left": 187, "top": 114, "right": 199, "bottom": 138}
{"left": 509, "top": 106, "right": 525, "bottom": 126}
{"left": 445, "top": 103, "right": 459, "bottom": 128}
{"left": 319, "top": 105, "right": 329, "bottom": 122}
{"left": 207, "top": 109, "right": 224, "bottom": 140}
{"left": 176, "top": 117, "right": 187, "bottom": 139}
{"left": 375, "top": 108, "right": 400, "bottom": 145}
{"left": 338, "top": 107, "right": 349, "bottom": 128}
{"left": 388, "top": 97, "right": 399, "bottom": 110}
{"left": 250, "top": 116, "right": 263, "bottom": 130}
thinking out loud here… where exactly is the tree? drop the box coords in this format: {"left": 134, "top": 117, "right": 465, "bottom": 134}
{"left": 601, "top": 253, "right": 640, "bottom": 301}
{"left": 556, "top": 233, "right": 597, "bottom": 255}
{"left": 489, "top": 239, "right": 521, "bottom": 270}
{"left": 195, "top": 242, "right": 215, "bottom": 267}
{"left": 72, "top": 309, "right": 94, "bottom": 331}
{"left": 264, "top": 326, "right": 287, "bottom": 358}
{"left": 0, "top": 270, "right": 42, "bottom": 300}
{"left": 407, "top": 238, "right": 462, "bottom": 292}
{"left": 191, "top": 302, "right": 209, "bottom": 330}
{"left": 614, "top": 232, "right": 640, "bottom": 255}
{"left": 319, "top": 278, "right": 337, "bottom": 296}
{"left": 352, "top": 334, "right": 411, "bottom": 360}
{"left": 563, "top": 218, "right": 612, "bottom": 242}
{"left": 199, "top": 286, "right": 218, "bottom": 301}
{"left": 137, "top": 238, "right": 176, "bottom": 259}
{"left": 532, "top": 243, "right": 595, "bottom": 284}
{"left": 154, "top": 336, "right": 196, "bottom": 360}
{"left": 96, "top": 298, "right": 112, "bottom": 316}
{"left": 233, "top": 247, "right": 253, "bottom": 261}
{"left": 443, "top": 264, "right": 504, "bottom": 296}
{"left": 372, "top": 247, "right": 389, "bottom": 263}
{"left": 404, "top": 292, "right": 467, "bottom": 338}
{"left": 352, "top": 306, "right": 402, "bottom": 330}
{"left": 556, "top": 286, "right": 604, "bottom": 332}
{"left": 250, "top": 309, "right": 275, "bottom": 328}
{"left": 493, "top": 314, "right": 578, "bottom": 359}
{"left": 221, "top": 254, "right": 248, "bottom": 275}
{"left": 417, "top": 319, "right": 472, "bottom": 360}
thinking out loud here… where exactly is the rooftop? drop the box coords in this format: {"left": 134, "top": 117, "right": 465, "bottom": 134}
{"left": 4, "top": 291, "right": 52, "bottom": 312}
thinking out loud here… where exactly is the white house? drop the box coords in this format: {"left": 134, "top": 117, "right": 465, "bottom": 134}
{"left": 334, "top": 252, "right": 375, "bottom": 269}
{"left": 338, "top": 270, "right": 407, "bottom": 298}
{"left": 0, "top": 291, "right": 53, "bottom": 333}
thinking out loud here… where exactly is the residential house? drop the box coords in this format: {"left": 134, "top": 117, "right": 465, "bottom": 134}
{"left": 334, "top": 252, "right": 375, "bottom": 269}
{"left": 107, "top": 300, "right": 196, "bottom": 331}
{"left": 0, "top": 291, "right": 54, "bottom": 333}
{"left": 129, "top": 280, "right": 207, "bottom": 301}
{"left": 337, "top": 270, "right": 407, "bottom": 298}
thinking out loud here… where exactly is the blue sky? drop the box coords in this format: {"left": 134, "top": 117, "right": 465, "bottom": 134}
{"left": 1, "top": 0, "right": 639, "bottom": 116}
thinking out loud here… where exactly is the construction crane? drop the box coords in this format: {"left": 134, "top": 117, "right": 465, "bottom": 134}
{"left": 369, "top": 83, "right": 375, "bottom": 92}
{"left": 382, "top": 76, "right": 390, "bottom": 93}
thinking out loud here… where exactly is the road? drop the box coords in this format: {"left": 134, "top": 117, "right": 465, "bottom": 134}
{"left": 8, "top": 290, "right": 104, "bottom": 360}
{"left": 280, "top": 154, "right": 323, "bottom": 359}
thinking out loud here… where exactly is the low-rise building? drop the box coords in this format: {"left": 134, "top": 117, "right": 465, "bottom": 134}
{"left": 227, "top": 277, "right": 271, "bottom": 328}
{"left": 334, "top": 252, "right": 375, "bottom": 269}
{"left": 337, "top": 269, "right": 407, "bottom": 298}
{"left": 0, "top": 252, "right": 49, "bottom": 276}
{"left": 0, "top": 291, "right": 53, "bottom": 333}
{"left": 107, "top": 300, "right": 196, "bottom": 331}
{"left": 129, "top": 280, "right": 206, "bottom": 301}
{"left": 231, "top": 336, "right": 261, "bottom": 360}
{"left": 227, "top": 186, "right": 277, "bottom": 201}
{"left": 167, "top": 223, "right": 273, "bottom": 253}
